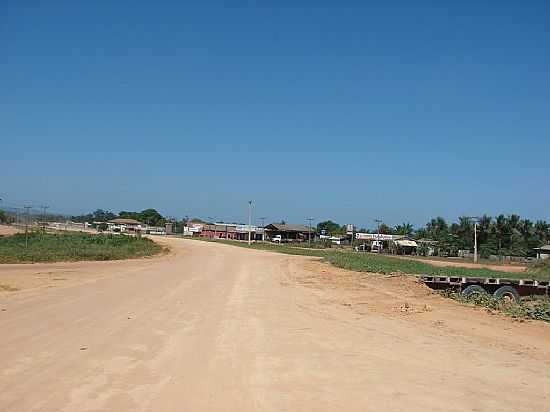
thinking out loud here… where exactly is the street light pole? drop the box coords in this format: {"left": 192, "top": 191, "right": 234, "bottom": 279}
{"left": 248, "top": 201, "right": 252, "bottom": 245}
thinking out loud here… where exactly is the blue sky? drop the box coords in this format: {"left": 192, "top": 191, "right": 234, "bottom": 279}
{"left": 2, "top": 0, "right": 549, "bottom": 229}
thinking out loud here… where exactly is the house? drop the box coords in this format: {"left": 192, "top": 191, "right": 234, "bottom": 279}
{"left": 235, "top": 225, "right": 264, "bottom": 241}
{"left": 108, "top": 218, "right": 142, "bottom": 233}
{"left": 354, "top": 233, "right": 419, "bottom": 255}
{"left": 264, "top": 223, "right": 315, "bottom": 242}
{"left": 534, "top": 245, "right": 550, "bottom": 260}
{"left": 200, "top": 224, "right": 238, "bottom": 239}
{"left": 392, "top": 236, "right": 418, "bottom": 255}
{"left": 416, "top": 239, "right": 438, "bottom": 256}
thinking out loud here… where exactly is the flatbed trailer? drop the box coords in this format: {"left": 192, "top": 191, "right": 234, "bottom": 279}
{"left": 417, "top": 275, "right": 550, "bottom": 302}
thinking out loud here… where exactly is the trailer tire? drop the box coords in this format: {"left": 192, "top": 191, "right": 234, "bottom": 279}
{"left": 462, "top": 285, "right": 487, "bottom": 298}
{"left": 493, "top": 286, "right": 520, "bottom": 303}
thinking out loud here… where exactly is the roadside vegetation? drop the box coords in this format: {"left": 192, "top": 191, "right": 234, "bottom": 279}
{"left": 441, "top": 290, "right": 550, "bottom": 322}
{"left": 530, "top": 259, "right": 550, "bottom": 277}
{"left": 0, "top": 232, "right": 162, "bottom": 263}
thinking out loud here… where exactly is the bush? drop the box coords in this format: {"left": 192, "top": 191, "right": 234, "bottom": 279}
{"left": 0, "top": 232, "right": 162, "bottom": 263}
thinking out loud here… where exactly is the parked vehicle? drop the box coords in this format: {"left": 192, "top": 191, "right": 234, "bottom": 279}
{"left": 272, "top": 235, "right": 282, "bottom": 243}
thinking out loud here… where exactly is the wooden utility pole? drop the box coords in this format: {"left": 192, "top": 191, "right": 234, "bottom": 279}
{"left": 24, "top": 206, "right": 32, "bottom": 248}
{"left": 307, "top": 218, "right": 314, "bottom": 246}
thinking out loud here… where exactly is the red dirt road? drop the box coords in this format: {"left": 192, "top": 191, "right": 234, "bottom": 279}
{"left": 0, "top": 238, "right": 549, "bottom": 411}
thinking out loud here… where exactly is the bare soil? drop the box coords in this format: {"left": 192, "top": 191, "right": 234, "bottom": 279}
{"left": 0, "top": 224, "right": 21, "bottom": 236}
{"left": 0, "top": 238, "right": 548, "bottom": 411}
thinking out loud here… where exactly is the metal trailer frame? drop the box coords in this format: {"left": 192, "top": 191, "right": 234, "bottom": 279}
{"left": 417, "top": 275, "right": 550, "bottom": 300}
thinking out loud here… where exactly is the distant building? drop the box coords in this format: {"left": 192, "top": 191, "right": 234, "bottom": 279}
{"left": 534, "top": 245, "right": 550, "bottom": 260}
{"left": 108, "top": 218, "right": 142, "bottom": 233}
{"left": 264, "top": 224, "right": 315, "bottom": 242}
{"left": 200, "top": 224, "right": 238, "bottom": 240}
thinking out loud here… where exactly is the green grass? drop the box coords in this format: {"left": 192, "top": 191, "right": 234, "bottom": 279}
{"left": 0, "top": 232, "right": 163, "bottom": 263}
{"left": 190, "top": 237, "right": 550, "bottom": 280}
{"left": 530, "top": 259, "right": 550, "bottom": 277}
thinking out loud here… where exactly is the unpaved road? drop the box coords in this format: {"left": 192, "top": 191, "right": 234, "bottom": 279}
{"left": 1, "top": 238, "right": 549, "bottom": 411}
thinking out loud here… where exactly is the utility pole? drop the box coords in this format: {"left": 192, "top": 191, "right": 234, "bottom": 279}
{"left": 40, "top": 205, "right": 49, "bottom": 233}
{"left": 248, "top": 201, "right": 252, "bottom": 245}
{"left": 466, "top": 216, "right": 480, "bottom": 263}
{"left": 374, "top": 219, "right": 382, "bottom": 252}
{"left": 259, "top": 217, "right": 267, "bottom": 242}
{"left": 183, "top": 215, "right": 189, "bottom": 237}
{"left": 307, "top": 217, "right": 314, "bottom": 246}
{"left": 474, "top": 221, "right": 478, "bottom": 263}
{"left": 208, "top": 216, "right": 217, "bottom": 239}
{"left": 24, "top": 206, "right": 32, "bottom": 248}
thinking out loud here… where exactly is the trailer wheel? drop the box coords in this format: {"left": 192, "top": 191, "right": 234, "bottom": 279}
{"left": 462, "top": 285, "right": 487, "bottom": 298}
{"left": 493, "top": 286, "right": 520, "bottom": 303}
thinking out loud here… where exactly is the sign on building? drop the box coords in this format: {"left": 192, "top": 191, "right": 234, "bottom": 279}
{"left": 356, "top": 233, "right": 396, "bottom": 241}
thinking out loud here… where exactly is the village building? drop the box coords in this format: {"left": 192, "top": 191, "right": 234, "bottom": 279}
{"left": 534, "top": 245, "right": 550, "bottom": 260}
{"left": 354, "top": 233, "right": 419, "bottom": 255}
{"left": 264, "top": 223, "right": 315, "bottom": 242}
{"left": 199, "top": 224, "right": 238, "bottom": 239}
{"left": 107, "top": 218, "right": 142, "bottom": 233}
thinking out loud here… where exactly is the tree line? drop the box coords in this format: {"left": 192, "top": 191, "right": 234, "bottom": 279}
{"left": 72, "top": 208, "right": 169, "bottom": 227}
{"left": 318, "top": 215, "right": 550, "bottom": 258}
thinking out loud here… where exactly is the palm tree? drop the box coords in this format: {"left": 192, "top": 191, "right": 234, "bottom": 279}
{"left": 394, "top": 222, "right": 414, "bottom": 236}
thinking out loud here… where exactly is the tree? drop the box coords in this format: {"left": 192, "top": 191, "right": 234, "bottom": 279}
{"left": 425, "top": 217, "right": 448, "bottom": 241}
{"left": 535, "top": 220, "right": 550, "bottom": 245}
{"left": 72, "top": 209, "right": 117, "bottom": 223}
{"left": 394, "top": 222, "right": 414, "bottom": 236}
{"left": 0, "top": 210, "right": 8, "bottom": 224}
{"left": 377, "top": 223, "right": 393, "bottom": 234}
{"left": 118, "top": 209, "right": 166, "bottom": 226}
{"left": 138, "top": 209, "right": 165, "bottom": 226}
{"left": 317, "top": 220, "right": 343, "bottom": 235}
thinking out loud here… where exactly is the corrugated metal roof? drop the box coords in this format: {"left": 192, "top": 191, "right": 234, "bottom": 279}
{"left": 109, "top": 218, "right": 141, "bottom": 225}
{"left": 265, "top": 224, "right": 313, "bottom": 232}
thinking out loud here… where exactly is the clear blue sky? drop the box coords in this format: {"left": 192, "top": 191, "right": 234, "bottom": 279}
{"left": 2, "top": 1, "right": 549, "bottom": 229}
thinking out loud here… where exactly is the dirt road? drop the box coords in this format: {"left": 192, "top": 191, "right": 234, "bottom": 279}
{"left": 1, "top": 238, "right": 549, "bottom": 411}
